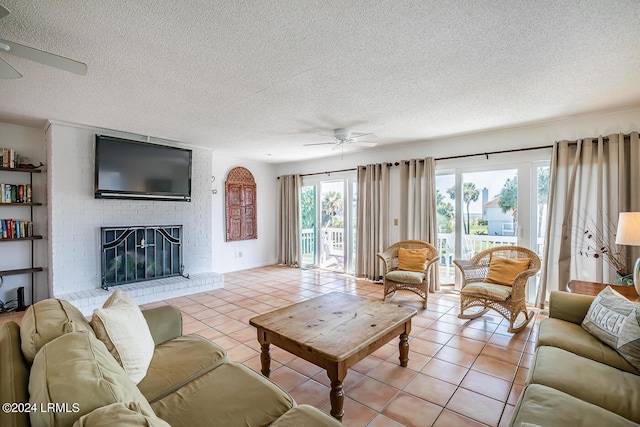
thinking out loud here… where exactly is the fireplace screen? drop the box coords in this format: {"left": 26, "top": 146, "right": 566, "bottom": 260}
{"left": 101, "top": 225, "right": 183, "bottom": 288}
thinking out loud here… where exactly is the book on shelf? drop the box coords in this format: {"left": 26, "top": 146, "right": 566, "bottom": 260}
{"left": 0, "top": 184, "right": 32, "bottom": 203}
{"left": 0, "top": 219, "right": 34, "bottom": 239}
{"left": 0, "top": 148, "right": 20, "bottom": 168}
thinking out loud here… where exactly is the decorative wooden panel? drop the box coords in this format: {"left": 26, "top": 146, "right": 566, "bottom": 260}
{"left": 225, "top": 167, "right": 257, "bottom": 241}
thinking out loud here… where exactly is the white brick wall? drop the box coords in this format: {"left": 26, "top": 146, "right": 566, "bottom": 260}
{"left": 47, "top": 123, "right": 213, "bottom": 296}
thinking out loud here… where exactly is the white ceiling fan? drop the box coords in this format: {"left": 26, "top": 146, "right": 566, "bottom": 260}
{"left": 0, "top": 4, "right": 87, "bottom": 79}
{"left": 304, "top": 128, "right": 378, "bottom": 151}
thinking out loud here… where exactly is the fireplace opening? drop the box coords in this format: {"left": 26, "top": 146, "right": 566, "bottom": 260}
{"left": 101, "top": 225, "right": 185, "bottom": 289}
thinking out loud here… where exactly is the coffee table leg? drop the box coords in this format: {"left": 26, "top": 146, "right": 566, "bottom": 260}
{"left": 399, "top": 320, "right": 412, "bottom": 367}
{"left": 327, "top": 367, "right": 346, "bottom": 421}
{"left": 260, "top": 342, "right": 271, "bottom": 377}
{"left": 256, "top": 329, "right": 271, "bottom": 378}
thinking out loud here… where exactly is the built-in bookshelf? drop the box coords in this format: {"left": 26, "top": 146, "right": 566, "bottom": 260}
{"left": 0, "top": 166, "right": 43, "bottom": 310}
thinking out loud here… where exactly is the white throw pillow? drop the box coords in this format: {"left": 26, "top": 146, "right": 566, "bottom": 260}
{"left": 582, "top": 286, "right": 640, "bottom": 371}
{"left": 90, "top": 290, "right": 155, "bottom": 384}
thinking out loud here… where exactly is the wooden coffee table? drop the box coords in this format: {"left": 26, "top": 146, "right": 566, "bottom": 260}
{"left": 249, "top": 292, "right": 417, "bottom": 421}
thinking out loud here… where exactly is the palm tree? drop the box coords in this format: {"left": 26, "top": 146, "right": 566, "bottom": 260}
{"left": 537, "top": 167, "right": 549, "bottom": 237}
{"left": 436, "top": 189, "right": 454, "bottom": 232}
{"left": 447, "top": 183, "right": 480, "bottom": 234}
{"left": 322, "top": 191, "right": 343, "bottom": 228}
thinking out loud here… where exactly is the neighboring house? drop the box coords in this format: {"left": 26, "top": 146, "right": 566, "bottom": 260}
{"left": 484, "top": 196, "right": 515, "bottom": 236}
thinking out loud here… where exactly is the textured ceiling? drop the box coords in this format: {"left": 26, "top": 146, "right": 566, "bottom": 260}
{"left": 0, "top": 0, "right": 639, "bottom": 163}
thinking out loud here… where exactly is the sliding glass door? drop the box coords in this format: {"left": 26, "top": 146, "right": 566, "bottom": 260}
{"left": 300, "top": 185, "right": 318, "bottom": 266}
{"left": 300, "top": 175, "right": 356, "bottom": 274}
{"left": 436, "top": 161, "right": 549, "bottom": 301}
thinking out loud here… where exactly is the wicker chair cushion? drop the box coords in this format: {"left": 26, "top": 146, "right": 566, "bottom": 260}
{"left": 484, "top": 256, "right": 530, "bottom": 286}
{"left": 386, "top": 270, "right": 425, "bottom": 285}
{"left": 397, "top": 248, "right": 429, "bottom": 272}
{"left": 460, "top": 282, "right": 512, "bottom": 301}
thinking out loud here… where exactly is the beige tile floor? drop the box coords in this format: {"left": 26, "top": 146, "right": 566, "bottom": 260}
{"left": 2, "top": 265, "right": 544, "bottom": 426}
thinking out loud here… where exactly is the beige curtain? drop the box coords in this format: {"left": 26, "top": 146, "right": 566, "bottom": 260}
{"left": 537, "top": 132, "right": 640, "bottom": 308}
{"left": 277, "top": 174, "right": 301, "bottom": 267}
{"left": 356, "top": 163, "right": 390, "bottom": 280}
{"left": 399, "top": 158, "right": 440, "bottom": 291}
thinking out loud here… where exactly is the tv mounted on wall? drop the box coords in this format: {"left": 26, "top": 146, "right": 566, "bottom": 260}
{"left": 94, "top": 135, "right": 192, "bottom": 201}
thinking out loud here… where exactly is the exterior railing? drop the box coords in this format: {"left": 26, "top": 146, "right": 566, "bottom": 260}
{"left": 301, "top": 227, "right": 345, "bottom": 267}
{"left": 437, "top": 233, "right": 544, "bottom": 258}
{"left": 303, "top": 229, "right": 542, "bottom": 301}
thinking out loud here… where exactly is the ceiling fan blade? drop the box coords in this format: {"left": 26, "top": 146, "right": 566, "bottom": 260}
{"left": 0, "top": 5, "right": 9, "bottom": 19}
{"left": 303, "top": 142, "right": 336, "bottom": 146}
{"left": 0, "top": 57, "right": 21, "bottom": 79}
{"left": 352, "top": 141, "right": 378, "bottom": 147}
{"left": 331, "top": 143, "right": 343, "bottom": 151}
{"left": 350, "top": 132, "right": 374, "bottom": 139}
{"left": 0, "top": 38, "right": 87, "bottom": 75}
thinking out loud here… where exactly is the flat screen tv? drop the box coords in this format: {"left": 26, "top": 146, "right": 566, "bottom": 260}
{"left": 95, "top": 135, "right": 192, "bottom": 201}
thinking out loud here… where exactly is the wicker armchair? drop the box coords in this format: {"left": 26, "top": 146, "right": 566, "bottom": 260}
{"left": 377, "top": 240, "right": 439, "bottom": 308}
{"left": 454, "top": 245, "right": 540, "bottom": 333}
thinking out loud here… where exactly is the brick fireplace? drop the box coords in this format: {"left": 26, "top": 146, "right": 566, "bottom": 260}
{"left": 47, "top": 125, "right": 225, "bottom": 315}
{"left": 101, "top": 225, "right": 185, "bottom": 289}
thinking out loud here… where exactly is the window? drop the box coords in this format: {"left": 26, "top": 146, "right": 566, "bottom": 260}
{"left": 436, "top": 156, "right": 550, "bottom": 302}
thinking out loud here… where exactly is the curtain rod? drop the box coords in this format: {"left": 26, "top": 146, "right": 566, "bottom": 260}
{"left": 291, "top": 145, "right": 551, "bottom": 178}
{"left": 436, "top": 145, "right": 552, "bottom": 161}
{"left": 280, "top": 133, "right": 633, "bottom": 178}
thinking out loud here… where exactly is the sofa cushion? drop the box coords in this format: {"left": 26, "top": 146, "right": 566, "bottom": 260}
{"left": 137, "top": 334, "right": 229, "bottom": 403}
{"left": 151, "top": 362, "right": 294, "bottom": 427}
{"left": 141, "top": 305, "right": 183, "bottom": 346}
{"left": 510, "top": 384, "right": 638, "bottom": 427}
{"left": 29, "top": 332, "right": 155, "bottom": 427}
{"left": 537, "top": 317, "right": 639, "bottom": 374}
{"left": 20, "top": 298, "right": 94, "bottom": 363}
{"left": 386, "top": 270, "right": 424, "bottom": 284}
{"left": 549, "top": 290, "right": 594, "bottom": 324}
{"left": 484, "top": 256, "right": 530, "bottom": 286}
{"left": 529, "top": 345, "right": 640, "bottom": 422}
{"left": 582, "top": 286, "right": 640, "bottom": 371}
{"left": 0, "top": 321, "right": 29, "bottom": 427}
{"left": 397, "top": 247, "right": 429, "bottom": 272}
{"left": 72, "top": 402, "right": 170, "bottom": 427}
{"left": 460, "top": 282, "right": 512, "bottom": 301}
{"left": 91, "top": 290, "right": 155, "bottom": 384}
{"left": 271, "top": 405, "right": 343, "bottom": 427}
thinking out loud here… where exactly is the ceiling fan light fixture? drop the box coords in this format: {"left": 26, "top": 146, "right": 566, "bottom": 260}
{"left": 303, "top": 127, "right": 378, "bottom": 150}
{"left": 333, "top": 128, "right": 351, "bottom": 141}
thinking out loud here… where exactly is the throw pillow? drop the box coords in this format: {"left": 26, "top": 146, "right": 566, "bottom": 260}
{"left": 90, "top": 290, "right": 155, "bottom": 384}
{"left": 398, "top": 247, "right": 429, "bottom": 272}
{"left": 29, "top": 332, "right": 156, "bottom": 427}
{"left": 582, "top": 286, "right": 640, "bottom": 371}
{"left": 484, "top": 256, "right": 531, "bottom": 286}
{"left": 20, "top": 298, "right": 95, "bottom": 363}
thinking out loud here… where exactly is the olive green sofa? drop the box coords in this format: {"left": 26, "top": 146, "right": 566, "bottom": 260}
{"left": 510, "top": 291, "right": 640, "bottom": 427}
{"left": 0, "top": 299, "right": 342, "bottom": 427}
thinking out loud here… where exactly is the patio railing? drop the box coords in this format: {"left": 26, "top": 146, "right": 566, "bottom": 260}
{"left": 303, "top": 229, "right": 542, "bottom": 299}
{"left": 301, "top": 227, "right": 344, "bottom": 268}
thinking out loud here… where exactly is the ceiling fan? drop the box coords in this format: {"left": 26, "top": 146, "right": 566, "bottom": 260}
{"left": 0, "top": 4, "right": 87, "bottom": 79}
{"left": 304, "top": 128, "right": 378, "bottom": 151}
